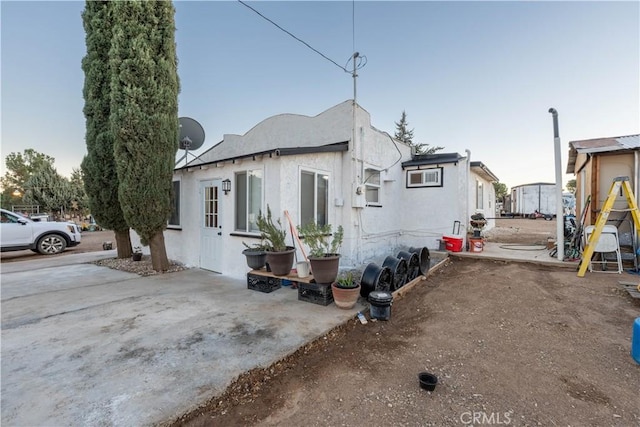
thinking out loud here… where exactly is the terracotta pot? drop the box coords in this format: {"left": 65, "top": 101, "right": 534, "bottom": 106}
{"left": 265, "top": 247, "right": 295, "bottom": 276}
{"left": 331, "top": 282, "right": 360, "bottom": 309}
{"left": 308, "top": 254, "right": 340, "bottom": 284}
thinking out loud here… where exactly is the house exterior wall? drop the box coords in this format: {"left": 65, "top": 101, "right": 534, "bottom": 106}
{"left": 342, "top": 110, "right": 416, "bottom": 267}
{"left": 596, "top": 153, "right": 633, "bottom": 213}
{"left": 572, "top": 151, "right": 636, "bottom": 243}
{"left": 588, "top": 154, "right": 635, "bottom": 239}
{"left": 157, "top": 102, "right": 498, "bottom": 279}
{"left": 469, "top": 171, "right": 497, "bottom": 230}
{"left": 400, "top": 161, "right": 469, "bottom": 246}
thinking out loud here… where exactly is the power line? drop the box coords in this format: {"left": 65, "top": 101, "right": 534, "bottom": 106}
{"left": 236, "top": 0, "right": 349, "bottom": 73}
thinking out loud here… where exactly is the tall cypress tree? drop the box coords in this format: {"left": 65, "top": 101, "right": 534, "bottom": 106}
{"left": 81, "top": 0, "right": 133, "bottom": 258}
{"left": 110, "top": 0, "right": 180, "bottom": 271}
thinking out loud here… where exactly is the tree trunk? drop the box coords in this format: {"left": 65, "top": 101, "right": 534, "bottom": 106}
{"left": 149, "top": 231, "right": 169, "bottom": 272}
{"left": 115, "top": 229, "right": 132, "bottom": 258}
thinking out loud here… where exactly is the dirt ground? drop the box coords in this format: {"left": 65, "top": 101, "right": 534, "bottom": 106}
{"left": 171, "top": 219, "right": 640, "bottom": 427}
{"left": 3, "top": 221, "right": 639, "bottom": 426}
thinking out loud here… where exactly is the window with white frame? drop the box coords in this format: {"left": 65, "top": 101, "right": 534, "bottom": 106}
{"left": 406, "top": 167, "right": 443, "bottom": 188}
{"left": 364, "top": 168, "right": 381, "bottom": 205}
{"left": 300, "top": 170, "right": 328, "bottom": 227}
{"left": 476, "top": 180, "right": 484, "bottom": 209}
{"left": 168, "top": 180, "right": 181, "bottom": 226}
{"left": 235, "top": 169, "right": 263, "bottom": 232}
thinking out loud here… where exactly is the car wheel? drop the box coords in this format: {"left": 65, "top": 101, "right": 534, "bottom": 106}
{"left": 37, "top": 234, "right": 67, "bottom": 255}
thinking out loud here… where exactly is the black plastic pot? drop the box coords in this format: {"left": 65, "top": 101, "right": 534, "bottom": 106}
{"left": 368, "top": 290, "right": 393, "bottom": 320}
{"left": 360, "top": 263, "right": 392, "bottom": 298}
{"left": 418, "top": 372, "right": 438, "bottom": 391}
{"left": 382, "top": 255, "right": 408, "bottom": 291}
{"left": 409, "top": 246, "right": 431, "bottom": 275}
{"left": 243, "top": 249, "right": 267, "bottom": 270}
{"left": 397, "top": 251, "right": 420, "bottom": 282}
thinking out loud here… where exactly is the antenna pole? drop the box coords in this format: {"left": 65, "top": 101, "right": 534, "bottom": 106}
{"left": 351, "top": 52, "right": 362, "bottom": 167}
{"left": 352, "top": 52, "right": 358, "bottom": 105}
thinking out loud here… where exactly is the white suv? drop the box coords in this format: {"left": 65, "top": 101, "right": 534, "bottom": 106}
{"left": 0, "top": 208, "right": 82, "bottom": 255}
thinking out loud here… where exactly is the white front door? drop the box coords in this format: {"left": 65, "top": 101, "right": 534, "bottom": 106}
{"left": 200, "top": 180, "right": 223, "bottom": 272}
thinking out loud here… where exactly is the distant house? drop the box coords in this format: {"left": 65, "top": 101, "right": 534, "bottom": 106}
{"left": 566, "top": 134, "right": 639, "bottom": 225}
{"left": 155, "top": 100, "right": 498, "bottom": 279}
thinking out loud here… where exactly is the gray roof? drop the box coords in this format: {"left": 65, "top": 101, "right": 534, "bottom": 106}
{"left": 402, "top": 153, "right": 499, "bottom": 182}
{"left": 401, "top": 152, "right": 464, "bottom": 168}
{"left": 470, "top": 161, "right": 499, "bottom": 182}
{"left": 567, "top": 134, "right": 639, "bottom": 174}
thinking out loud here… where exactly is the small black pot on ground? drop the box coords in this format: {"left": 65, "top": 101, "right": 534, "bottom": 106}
{"left": 418, "top": 372, "right": 438, "bottom": 391}
{"left": 132, "top": 252, "right": 142, "bottom": 262}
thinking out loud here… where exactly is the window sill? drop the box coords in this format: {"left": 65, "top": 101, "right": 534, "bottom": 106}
{"left": 230, "top": 232, "right": 261, "bottom": 239}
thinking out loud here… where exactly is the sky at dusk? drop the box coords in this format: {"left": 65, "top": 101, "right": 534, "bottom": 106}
{"left": 1, "top": 0, "right": 639, "bottom": 190}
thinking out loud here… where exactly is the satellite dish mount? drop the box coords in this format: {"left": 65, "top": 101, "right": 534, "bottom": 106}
{"left": 176, "top": 117, "right": 205, "bottom": 167}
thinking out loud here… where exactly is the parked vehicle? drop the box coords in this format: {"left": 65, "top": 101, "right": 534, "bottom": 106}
{"left": 529, "top": 210, "right": 553, "bottom": 220}
{"left": 0, "top": 208, "right": 82, "bottom": 255}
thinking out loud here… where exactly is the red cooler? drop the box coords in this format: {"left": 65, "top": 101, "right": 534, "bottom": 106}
{"left": 442, "top": 235, "right": 463, "bottom": 252}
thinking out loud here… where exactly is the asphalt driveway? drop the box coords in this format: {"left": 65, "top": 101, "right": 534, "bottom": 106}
{"left": 1, "top": 252, "right": 363, "bottom": 426}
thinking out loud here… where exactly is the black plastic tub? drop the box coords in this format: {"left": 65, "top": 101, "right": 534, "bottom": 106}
{"left": 382, "top": 255, "right": 408, "bottom": 291}
{"left": 397, "top": 251, "right": 420, "bottom": 282}
{"left": 360, "top": 263, "right": 392, "bottom": 298}
{"left": 409, "top": 246, "right": 431, "bottom": 275}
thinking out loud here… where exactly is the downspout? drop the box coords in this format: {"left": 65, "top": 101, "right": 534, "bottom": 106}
{"left": 465, "top": 149, "right": 471, "bottom": 241}
{"left": 635, "top": 150, "right": 639, "bottom": 212}
{"left": 538, "top": 184, "right": 542, "bottom": 212}
{"left": 549, "top": 108, "right": 564, "bottom": 261}
{"left": 635, "top": 151, "right": 639, "bottom": 251}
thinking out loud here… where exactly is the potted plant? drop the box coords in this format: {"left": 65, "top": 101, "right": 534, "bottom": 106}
{"left": 132, "top": 246, "right": 142, "bottom": 261}
{"left": 331, "top": 271, "right": 360, "bottom": 309}
{"left": 298, "top": 222, "right": 344, "bottom": 284}
{"left": 242, "top": 242, "right": 268, "bottom": 270}
{"left": 256, "top": 206, "right": 295, "bottom": 276}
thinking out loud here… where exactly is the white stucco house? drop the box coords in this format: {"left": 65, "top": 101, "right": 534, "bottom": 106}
{"left": 158, "top": 100, "right": 498, "bottom": 279}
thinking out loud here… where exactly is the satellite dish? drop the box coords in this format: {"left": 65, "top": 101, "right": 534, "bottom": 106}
{"left": 178, "top": 117, "right": 205, "bottom": 151}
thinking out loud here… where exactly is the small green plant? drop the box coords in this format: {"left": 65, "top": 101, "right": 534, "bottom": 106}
{"left": 255, "top": 205, "right": 288, "bottom": 252}
{"left": 335, "top": 271, "right": 358, "bottom": 289}
{"left": 242, "top": 241, "right": 268, "bottom": 252}
{"left": 297, "top": 222, "right": 344, "bottom": 257}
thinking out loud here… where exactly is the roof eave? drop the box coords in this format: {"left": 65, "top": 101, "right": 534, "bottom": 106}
{"left": 174, "top": 141, "right": 349, "bottom": 172}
